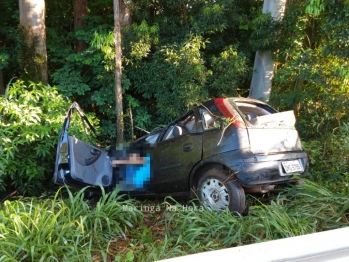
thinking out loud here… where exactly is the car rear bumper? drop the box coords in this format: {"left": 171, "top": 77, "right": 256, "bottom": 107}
{"left": 234, "top": 152, "right": 309, "bottom": 186}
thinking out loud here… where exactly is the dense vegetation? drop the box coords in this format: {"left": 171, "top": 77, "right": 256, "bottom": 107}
{"left": 0, "top": 182, "right": 348, "bottom": 261}
{"left": 0, "top": 0, "right": 349, "bottom": 260}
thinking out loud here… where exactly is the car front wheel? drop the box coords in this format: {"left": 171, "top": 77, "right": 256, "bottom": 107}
{"left": 197, "top": 169, "right": 245, "bottom": 214}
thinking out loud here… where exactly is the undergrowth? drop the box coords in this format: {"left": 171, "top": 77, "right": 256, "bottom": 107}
{"left": 1, "top": 180, "right": 347, "bottom": 261}
{"left": 0, "top": 187, "right": 142, "bottom": 261}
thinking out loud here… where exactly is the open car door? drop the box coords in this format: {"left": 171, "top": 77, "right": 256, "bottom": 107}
{"left": 54, "top": 102, "right": 113, "bottom": 190}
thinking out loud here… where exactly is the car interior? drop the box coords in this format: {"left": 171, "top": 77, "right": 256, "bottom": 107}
{"left": 235, "top": 102, "right": 273, "bottom": 124}
{"left": 202, "top": 111, "right": 216, "bottom": 129}
{"left": 162, "top": 113, "right": 196, "bottom": 140}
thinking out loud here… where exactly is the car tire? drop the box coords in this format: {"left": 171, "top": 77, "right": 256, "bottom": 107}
{"left": 197, "top": 169, "right": 245, "bottom": 214}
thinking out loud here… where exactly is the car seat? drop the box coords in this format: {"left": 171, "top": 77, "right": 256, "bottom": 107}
{"left": 172, "top": 125, "right": 188, "bottom": 137}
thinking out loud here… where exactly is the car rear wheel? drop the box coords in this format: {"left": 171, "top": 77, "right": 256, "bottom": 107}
{"left": 197, "top": 169, "right": 245, "bottom": 214}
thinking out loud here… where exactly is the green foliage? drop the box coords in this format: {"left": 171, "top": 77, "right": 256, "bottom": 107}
{"left": 45, "top": 0, "right": 263, "bottom": 137}
{"left": 162, "top": 181, "right": 347, "bottom": 250}
{"left": 264, "top": 1, "right": 349, "bottom": 189}
{"left": 268, "top": 0, "right": 349, "bottom": 140}
{"left": 0, "top": 186, "right": 142, "bottom": 261}
{"left": 248, "top": 12, "right": 280, "bottom": 51}
{"left": 125, "top": 20, "right": 160, "bottom": 62}
{"left": 209, "top": 45, "right": 251, "bottom": 97}
{"left": 0, "top": 81, "right": 70, "bottom": 196}
{"left": 0, "top": 0, "right": 20, "bottom": 83}
{"left": 303, "top": 123, "right": 349, "bottom": 194}
{"left": 2, "top": 0, "right": 347, "bottom": 142}
{"left": 111, "top": 180, "right": 348, "bottom": 261}
{"left": 0, "top": 180, "right": 348, "bottom": 260}
{"left": 1, "top": 0, "right": 349, "bottom": 197}
{"left": 91, "top": 31, "right": 116, "bottom": 71}
{"left": 131, "top": 35, "right": 210, "bottom": 123}
{"left": 0, "top": 53, "right": 9, "bottom": 70}
{"left": 305, "top": 0, "right": 325, "bottom": 17}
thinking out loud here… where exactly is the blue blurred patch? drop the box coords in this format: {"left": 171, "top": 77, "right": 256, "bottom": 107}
{"left": 124, "top": 154, "right": 151, "bottom": 189}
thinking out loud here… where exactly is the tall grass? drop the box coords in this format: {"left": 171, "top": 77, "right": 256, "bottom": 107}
{"left": 0, "top": 180, "right": 348, "bottom": 261}
{"left": 117, "top": 180, "right": 349, "bottom": 261}
{"left": 0, "top": 187, "right": 142, "bottom": 261}
{"left": 161, "top": 180, "right": 349, "bottom": 255}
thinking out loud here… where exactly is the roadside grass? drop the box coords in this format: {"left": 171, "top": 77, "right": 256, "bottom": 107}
{"left": 0, "top": 180, "right": 348, "bottom": 261}
{"left": 0, "top": 187, "right": 142, "bottom": 261}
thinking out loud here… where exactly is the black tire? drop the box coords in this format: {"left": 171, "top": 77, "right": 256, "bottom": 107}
{"left": 197, "top": 169, "right": 245, "bottom": 214}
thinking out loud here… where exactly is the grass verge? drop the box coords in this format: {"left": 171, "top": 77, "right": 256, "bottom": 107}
{"left": 0, "top": 180, "right": 348, "bottom": 261}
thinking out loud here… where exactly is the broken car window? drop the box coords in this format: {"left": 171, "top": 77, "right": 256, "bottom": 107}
{"left": 201, "top": 109, "right": 219, "bottom": 130}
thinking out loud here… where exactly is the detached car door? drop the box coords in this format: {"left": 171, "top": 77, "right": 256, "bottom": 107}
{"left": 54, "top": 103, "right": 113, "bottom": 189}
{"left": 152, "top": 110, "right": 203, "bottom": 193}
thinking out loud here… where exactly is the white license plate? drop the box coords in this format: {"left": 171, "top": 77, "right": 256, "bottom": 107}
{"left": 282, "top": 160, "right": 303, "bottom": 174}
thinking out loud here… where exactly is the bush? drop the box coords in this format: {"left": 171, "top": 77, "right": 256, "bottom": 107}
{"left": 0, "top": 80, "right": 71, "bottom": 197}
{"left": 302, "top": 123, "right": 349, "bottom": 194}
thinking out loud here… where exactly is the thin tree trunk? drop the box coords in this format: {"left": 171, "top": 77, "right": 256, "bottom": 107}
{"left": 113, "top": 0, "right": 124, "bottom": 143}
{"left": 129, "top": 102, "right": 134, "bottom": 141}
{"left": 113, "top": 0, "right": 132, "bottom": 143}
{"left": 74, "top": 0, "right": 88, "bottom": 52}
{"left": 19, "top": 0, "right": 48, "bottom": 84}
{"left": 120, "top": 0, "right": 132, "bottom": 26}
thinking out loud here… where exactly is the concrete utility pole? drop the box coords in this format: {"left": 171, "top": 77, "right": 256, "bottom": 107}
{"left": 249, "top": 0, "right": 286, "bottom": 102}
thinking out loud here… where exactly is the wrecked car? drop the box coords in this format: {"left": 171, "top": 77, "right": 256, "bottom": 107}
{"left": 54, "top": 98, "right": 308, "bottom": 213}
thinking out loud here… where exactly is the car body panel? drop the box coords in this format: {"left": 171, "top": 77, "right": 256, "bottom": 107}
{"left": 152, "top": 133, "right": 202, "bottom": 192}
{"left": 202, "top": 125, "right": 250, "bottom": 158}
{"left": 67, "top": 136, "right": 113, "bottom": 187}
{"left": 236, "top": 151, "right": 308, "bottom": 186}
{"left": 248, "top": 127, "right": 302, "bottom": 154}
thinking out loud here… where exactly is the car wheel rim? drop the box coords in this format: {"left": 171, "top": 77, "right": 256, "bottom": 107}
{"left": 200, "top": 178, "right": 229, "bottom": 210}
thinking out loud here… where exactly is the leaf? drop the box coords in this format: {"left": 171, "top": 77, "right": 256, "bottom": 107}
{"left": 125, "top": 250, "right": 135, "bottom": 261}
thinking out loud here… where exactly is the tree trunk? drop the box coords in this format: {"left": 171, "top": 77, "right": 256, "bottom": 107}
{"left": 74, "top": 0, "right": 88, "bottom": 52}
{"left": 19, "top": 0, "right": 48, "bottom": 84}
{"left": 113, "top": 0, "right": 124, "bottom": 143}
{"left": 249, "top": 0, "right": 286, "bottom": 102}
{"left": 120, "top": 0, "right": 132, "bottom": 26}
{"left": 112, "top": 0, "right": 132, "bottom": 143}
